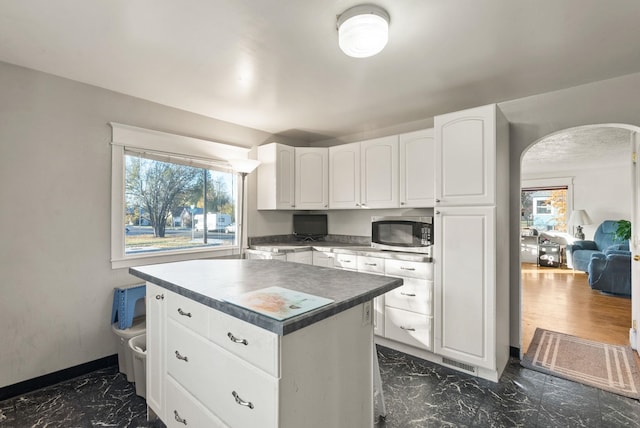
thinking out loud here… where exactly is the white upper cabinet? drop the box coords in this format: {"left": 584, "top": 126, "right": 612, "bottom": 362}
{"left": 361, "top": 136, "right": 399, "bottom": 209}
{"left": 329, "top": 142, "right": 361, "bottom": 209}
{"left": 435, "top": 104, "right": 506, "bottom": 206}
{"left": 399, "top": 129, "right": 435, "bottom": 208}
{"left": 257, "top": 143, "right": 295, "bottom": 210}
{"left": 295, "top": 147, "right": 329, "bottom": 210}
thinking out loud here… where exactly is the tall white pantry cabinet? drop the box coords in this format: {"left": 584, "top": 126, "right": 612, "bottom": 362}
{"left": 433, "top": 104, "right": 510, "bottom": 382}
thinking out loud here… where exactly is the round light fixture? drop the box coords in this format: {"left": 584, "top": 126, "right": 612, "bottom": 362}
{"left": 337, "top": 4, "right": 390, "bottom": 58}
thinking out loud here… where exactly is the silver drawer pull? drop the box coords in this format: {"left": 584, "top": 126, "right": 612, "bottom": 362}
{"left": 155, "top": 294, "right": 164, "bottom": 300}
{"left": 177, "top": 308, "right": 192, "bottom": 317}
{"left": 175, "top": 350, "right": 188, "bottom": 362}
{"left": 400, "top": 267, "right": 416, "bottom": 271}
{"left": 365, "top": 263, "right": 377, "bottom": 266}
{"left": 400, "top": 326, "right": 416, "bottom": 332}
{"left": 232, "top": 391, "right": 255, "bottom": 409}
{"left": 174, "top": 410, "right": 187, "bottom": 425}
{"left": 400, "top": 292, "right": 416, "bottom": 297}
{"left": 228, "top": 332, "right": 248, "bottom": 346}
{"left": 341, "top": 259, "right": 352, "bottom": 263}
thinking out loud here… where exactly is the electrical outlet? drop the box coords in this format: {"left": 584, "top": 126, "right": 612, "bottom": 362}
{"left": 362, "top": 300, "right": 372, "bottom": 325}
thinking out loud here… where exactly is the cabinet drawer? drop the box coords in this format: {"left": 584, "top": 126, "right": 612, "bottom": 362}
{"left": 384, "top": 307, "right": 432, "bottom": 351}
{"left": 209, "top": 307, "right": 280, "bottom": 377}
{"left": 167, "top": 291, "right": 210, "bottom": 338}
{"left": 334, "top": 253, "right": 357, "bottom": 270}
{"left": 167, "top": 320, "right": 278, "bottom": 428}
{"left": 385, "top": 278, "right": 433, "bottom": 315}
{"left": 286, "top": 250, "right": 312, "bottom": 265}
{"left": 312, "top": 251, "right": 334, "bottom": 267}
{"left": 357, "top": 256, "right": 385, "bottom": 274}
{"left": 385, "top": 259, "right": 432, "bottom": 280}
{"left": 166, "top": 376, "right": 226, "bottom": 428}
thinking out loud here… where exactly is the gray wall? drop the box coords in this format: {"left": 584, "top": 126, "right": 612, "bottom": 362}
{"left": 0, "top": 61, "right": 296, "bottom": 388}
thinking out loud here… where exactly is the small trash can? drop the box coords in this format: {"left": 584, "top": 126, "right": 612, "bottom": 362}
{"left": 112, "top": 317, "right": 146, "bottom": 382}
{"left": 128, "top": 333, "right": 147, "bottom": 399}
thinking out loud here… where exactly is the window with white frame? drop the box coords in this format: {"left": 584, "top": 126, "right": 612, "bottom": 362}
{"left": 111, "top": 123, "right": 249, "bottom": 269}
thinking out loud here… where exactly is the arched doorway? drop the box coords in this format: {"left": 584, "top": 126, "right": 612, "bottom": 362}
{"left": 519, "top": 123, "right": 640, "bottom": 355}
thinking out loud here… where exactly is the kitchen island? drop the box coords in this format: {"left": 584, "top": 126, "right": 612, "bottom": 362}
{"left": 130, "top": 259, "right": 402, "bottom": 428}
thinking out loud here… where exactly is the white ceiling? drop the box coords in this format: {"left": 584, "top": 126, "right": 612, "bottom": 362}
{"left": 1, "top": 1, "right": 640, "bottom": 143}
{"left": 522, "top": 127, "right": 632, "bottom": 175}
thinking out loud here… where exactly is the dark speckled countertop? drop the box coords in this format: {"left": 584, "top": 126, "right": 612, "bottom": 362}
{"left": 251, "top": 242, "right": 432, "bottom": 262}
{"left": 130, "top": 259, "right": 402, "bottom": 336}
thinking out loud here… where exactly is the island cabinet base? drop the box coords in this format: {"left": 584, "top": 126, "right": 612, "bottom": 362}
{"left": 146, "top": 283, "right": 375, "bottom": 428}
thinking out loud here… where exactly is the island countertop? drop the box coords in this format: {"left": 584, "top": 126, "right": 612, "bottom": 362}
{"left": 129, "top": 259, "right": 402, "bottom": 335}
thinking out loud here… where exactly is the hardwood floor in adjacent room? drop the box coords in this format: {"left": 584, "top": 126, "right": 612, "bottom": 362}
{"left": 521, "top": 263, "right": 632, "bottom": 355}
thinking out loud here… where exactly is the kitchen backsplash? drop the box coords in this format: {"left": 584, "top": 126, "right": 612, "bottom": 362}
{"left": 249, "top": 234, "right": 370, "bottom": 246}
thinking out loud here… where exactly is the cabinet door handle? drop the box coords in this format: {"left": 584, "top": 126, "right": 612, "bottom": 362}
{"left": 175, "top": 350, "right": 188, "bottom": 362}
{"left": 177, "top": 308, "right": 192, "bottom": 318}
{"left": 400, "top": 292, "right": 416, "bottom": 297}
{"left": 232, "top": 391, "right": 255, "bottom": 409}
{"left": 400, "top": 202, "right": 405, "bottom": 205}
{"left": 174, "top": 410, "right": 187, "bottom": 425}
{"left": 365, "top": 263, "right": 377, "bottom": 267}
{"left": 227, "top": 332, "right": 249, "bottom": 346}
{"left": 400, "top": 267, "right": 416, "bottom": 271}
{"left": 155, "top": 294, "right": 164, "bottom": 300}
{"left": 400, "top": 326, "right": 416, "bottom": 331}
{"left": 435, "top": 199, "right": 441, "bottom": 203}
{"left": 436, "top": 211, "right": 441, "bottom": 215}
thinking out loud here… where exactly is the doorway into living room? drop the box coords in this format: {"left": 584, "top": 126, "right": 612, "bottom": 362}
{"left": 519, "top": 125, "right": 635, "bottom": 356}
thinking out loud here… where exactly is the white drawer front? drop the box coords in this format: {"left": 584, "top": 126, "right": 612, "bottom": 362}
{"left": 385, "top": 259, "right": 432, "bottom": 280}
{"left": 166, "top": 376, "right": 227, "bottom": 428}
{"left": 209, "top": 307, "right": 280, "bottom": 377}
{"left": 357, "top": 256, "right": 385, "bottom": 274}
{"left": 312, "top": 251, "right": 334, "bottom": 267}
{"left": 167, "top": 320, "right": 278, "bottom": 428}
{"left": 384, "top": 307, "right": 432, "bottom": 351}
{"left": 334, "top": 253, "right": 357, "bottom": 270}
{"left": 385, "top": 278, "right": 433, "bottom": 315}
{"left": 286, "top": 251, "right": 313, "bottom": 264}
{"left": 167, "top": 291, "right": 210, "bottom": 338}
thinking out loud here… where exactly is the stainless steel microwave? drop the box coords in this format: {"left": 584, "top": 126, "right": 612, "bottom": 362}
{"left": 371, "top": 216, "right": 433, "bottom": 254}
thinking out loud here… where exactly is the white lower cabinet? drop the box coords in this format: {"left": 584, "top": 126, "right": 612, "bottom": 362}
{"left": 285, "top": 250, "right": 312, "bottom": 265}
{"left": 167, "top": 319, "right": 278, "bottom": 427}
{"left": 146, "top": 283, "right": 166, "bottom": 421}
{"left": 333, "top": 253, "right": 357, "bottom": 271}
{"left": 383, "top": 259, "right": 433, "bottom": 351}
{"left": 384, "top": 307, "right": 432, "bottom": 350}
{"left": 147, "top": 284, "right": 374, "bottom": 428}
{"left": 166, "top": 376, "right": 226, "bottom": 427}
{"left": 312, "top": 250, "right": 333, "bottom": 267}
{"left": 357, "top": 256, "right": 386, "bottom": 337}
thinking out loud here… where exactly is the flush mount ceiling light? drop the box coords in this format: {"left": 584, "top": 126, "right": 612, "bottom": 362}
{"left": 337, "top": 4, "right": 390, "bottom": 58}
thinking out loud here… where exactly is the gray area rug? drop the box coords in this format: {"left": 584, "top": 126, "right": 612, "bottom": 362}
{"left": 522, "top": 328, "right": 640, "bottom": 399}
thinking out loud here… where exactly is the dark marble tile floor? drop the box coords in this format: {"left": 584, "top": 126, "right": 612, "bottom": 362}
{"left": 2, "top": 345, "right": 640, "bottom": 427}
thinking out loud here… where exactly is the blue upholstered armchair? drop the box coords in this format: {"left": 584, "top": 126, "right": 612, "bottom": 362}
{"left": 588, "top": 249, "right": 631, "bottom": 296}
{"left": 566, "top": 220, "right": 631, "bottom": 296}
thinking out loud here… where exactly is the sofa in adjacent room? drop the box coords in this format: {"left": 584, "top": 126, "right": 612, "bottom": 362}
{"left": 566, "top": 220, "right": 631, "bottom": 296}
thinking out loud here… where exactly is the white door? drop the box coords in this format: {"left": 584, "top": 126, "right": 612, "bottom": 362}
{"left": 295, "top": 148, "right": 328, "bottom": 210}
{"left": 329, "top": 142, "right": 361, "bottom": 209}
{"left": 632, "top": 131, "right": 640, "bottom": 352}
{"left": 434, "top": 206, "right": 496, "bottom": 369}
{"left": 361, "top": 136, "right": 399, "bottom": 209}
{"left": 399, "top": 129, "right": 435, "bottom": 207}
{"left": 434, "top": 104, "right": 497, "bottom": 206}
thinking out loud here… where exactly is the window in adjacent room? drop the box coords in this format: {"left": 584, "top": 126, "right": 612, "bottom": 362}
{"left": 521, "top": 186, "right": 568, "bottom": 232}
